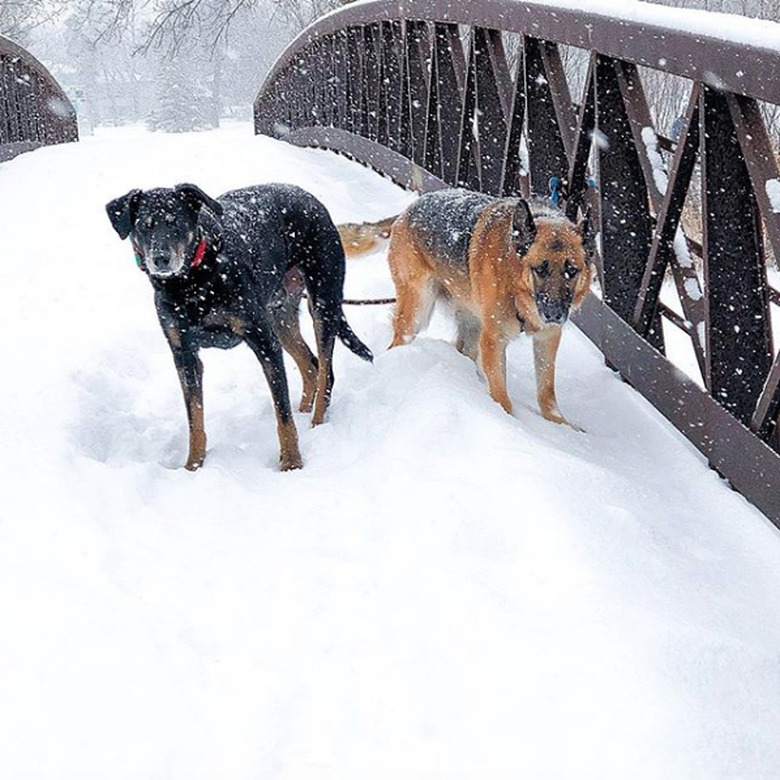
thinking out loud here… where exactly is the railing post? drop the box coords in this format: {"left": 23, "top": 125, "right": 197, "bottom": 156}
{"left": 361, "top": 25, "right": 381, "bottom": 141}
{"left": 402, "top": 20, "right": 430, "bottom": 166}
{"left": 456, "top": 30, "right": 482, "bottom": 190}
{"left": 424, "top": 23, "right": 465, "bottom": 185}
{"left": 594, "top": 55, "right": 659, "bottom": 349}
{"left": 500, "top": 49, "right": 527, "bottom": 197}
{"left": 380, "top": 21, "right": 404, "bottom": 153}
{"left": 701, "top": 85, "right": 773, "bottom": 426}
{"left": 471, "top": 28, "right": 511, "bottom": 195}
{"left": 523, "top": 37, "right": 571, "bottom": 197}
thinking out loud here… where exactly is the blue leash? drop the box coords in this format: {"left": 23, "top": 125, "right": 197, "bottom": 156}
{"left": 548, "top": 176, "right": 596, "bottom": 209}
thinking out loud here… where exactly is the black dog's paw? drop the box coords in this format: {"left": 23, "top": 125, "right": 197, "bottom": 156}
{"left": 280, "top": 453, "right": 303, "bottom": 472}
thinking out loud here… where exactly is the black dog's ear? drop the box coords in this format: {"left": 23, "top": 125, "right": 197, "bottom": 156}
{"left": 577, "top": 205, "right": 597, "bottom": 261}
{"left": 106, "top": 189, "right": 142, "bottom": 240}
{"left": 512, "top": 199, "right": 537, "bottom": 257}
{"left": 175, "top": 183, "right": 224, "bottom": 217}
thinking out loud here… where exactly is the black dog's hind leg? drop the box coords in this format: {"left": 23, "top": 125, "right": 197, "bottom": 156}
{"left": 298, "top": 235, "right": 344, "bottom": 426}
{"left": 164, "top": 326, "right": 207, "bottom": 471}
{"left": 274, "top": 315, "right": 318, "bottom": 414}
{"left": 308, "top": 300, "right": 338, "bottom": 427}
{"left": 241, "top": 320, "right": 303, "bottom": 471}
{"left": 298, "top": 216, "right": 371, "bottom": 425}
{"left": 269, "top": 270, "right": 318, "bottom": 414}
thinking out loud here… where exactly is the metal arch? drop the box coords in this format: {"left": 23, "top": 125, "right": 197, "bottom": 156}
{"left": 0, "top": 33, "right": 78, "bottom": 161}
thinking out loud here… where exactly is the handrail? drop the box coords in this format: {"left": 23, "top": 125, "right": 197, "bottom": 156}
{"left": 258, "top": 0, "right": 780, "bottom": 107}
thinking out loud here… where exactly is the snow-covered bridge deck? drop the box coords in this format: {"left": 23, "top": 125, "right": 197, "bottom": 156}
{"left": 1, "top": 125, "right": 779, "bottom": 778}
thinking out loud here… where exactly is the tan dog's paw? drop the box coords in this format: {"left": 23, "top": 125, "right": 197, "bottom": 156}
{"left": 543, "top": 410, "right": 584, "bottom": 432}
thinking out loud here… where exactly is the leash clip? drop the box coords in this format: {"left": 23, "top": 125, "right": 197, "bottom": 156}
{"left": 548, "top": 177, "right": 569, "bottom": 209}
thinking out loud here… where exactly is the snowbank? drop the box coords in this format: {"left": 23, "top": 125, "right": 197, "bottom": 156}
{"left": 0, "top": 123, "right": 779, "bottom": 778}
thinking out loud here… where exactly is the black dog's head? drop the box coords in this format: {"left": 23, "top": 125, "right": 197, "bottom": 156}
{"left": 106, "top": 183, "right": 223, "bottom": 278}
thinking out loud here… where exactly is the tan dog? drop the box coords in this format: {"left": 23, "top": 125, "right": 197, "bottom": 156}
{"left": 387, "top": 189, "right": 592, "bottom": 426}
{"left": 338, "top": 215, "right": 396, "bottom": 257}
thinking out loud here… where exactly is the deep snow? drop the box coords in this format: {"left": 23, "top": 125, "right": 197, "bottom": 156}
{"left": 1, "top": 123, "right": 780, "bottom": 779}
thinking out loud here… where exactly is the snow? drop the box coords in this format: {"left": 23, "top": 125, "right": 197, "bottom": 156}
{"left": 641, "top": 126, "right": 668, "bottom": 196}
{"left": 2, "top": 122, "right": 780, "bottom": 778}
{"left": 673, "top": 227, "right": 694, "bottom": 269}
{"left": 766, "top": 178, "right": 780, "bottom": 213}
{"left": 684, "top": 276, "right": 703, "bottom": 301}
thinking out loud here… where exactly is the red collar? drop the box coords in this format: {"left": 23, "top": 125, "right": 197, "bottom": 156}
{"left": 132, "top": 238, "right": 208, "bottom": 272}
{"left": 190, "top": 238, "right": 207, "bottom": 269}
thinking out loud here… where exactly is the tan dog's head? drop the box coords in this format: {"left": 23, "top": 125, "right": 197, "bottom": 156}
{"left": 511, "top": 201, "right": 593, "bottom": 327}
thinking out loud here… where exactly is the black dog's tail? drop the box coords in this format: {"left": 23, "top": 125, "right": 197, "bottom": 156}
{"left": 339, "top": 316, "right": 373, "bottom": 362}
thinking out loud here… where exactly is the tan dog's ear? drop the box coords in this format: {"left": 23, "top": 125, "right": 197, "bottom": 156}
{"left": 577, "top": 205, "right": 597, "bottom": 261}
{"left": 511, "top": 199, "right": 536, "bottom": 257}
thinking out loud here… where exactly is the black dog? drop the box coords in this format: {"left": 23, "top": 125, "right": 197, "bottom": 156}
{"left": 106, "top": 182, "right": 372, "bottom": 471}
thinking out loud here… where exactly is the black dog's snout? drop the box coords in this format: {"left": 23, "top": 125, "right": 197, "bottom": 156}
{"left": 152, "top": 254, "right": 171, "bottom": 270}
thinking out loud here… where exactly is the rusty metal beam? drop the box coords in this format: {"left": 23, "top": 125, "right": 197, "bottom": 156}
{"left": 256, "top": 0, "right": 780, "bottom": 109}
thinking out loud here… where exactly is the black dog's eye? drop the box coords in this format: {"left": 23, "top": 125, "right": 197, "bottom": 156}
{"left": 563, "top": 261, "right": 580, "bottom": 280}
{"left": 532, "top": 261, "right": 550, "bottom": 278}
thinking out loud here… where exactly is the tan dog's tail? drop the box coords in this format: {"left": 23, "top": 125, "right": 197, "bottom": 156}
{"left": 338, "top": 215, "right": 397, "bottom": 258}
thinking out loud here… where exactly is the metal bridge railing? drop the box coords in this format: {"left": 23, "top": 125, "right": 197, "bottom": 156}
{"left": 0, "top": 34, "right": 78, "bottom": 162}
{"left": 254, "top": 0, "right": 780, "bottom": 527}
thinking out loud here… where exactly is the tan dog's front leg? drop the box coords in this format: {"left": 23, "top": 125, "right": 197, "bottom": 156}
{"left": 533, "top": 327, "right": 573, "bottom": 427}
{"left": 480, "top": 326, "right": 512, "bottom": 414}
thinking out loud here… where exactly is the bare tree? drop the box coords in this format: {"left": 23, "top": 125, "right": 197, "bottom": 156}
{"left": 269, "top": 0, "right": 347, "bottom": 33}
{"left": 0, "top": 0, "right": 67, "bottom": 42}
{"left": 67, "top": 0, "right": 354, "bottom": 55}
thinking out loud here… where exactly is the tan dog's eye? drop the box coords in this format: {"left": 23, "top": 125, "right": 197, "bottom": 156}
{"left": 563, "top": 261, "right": 580, "bottom": 280}
{"left": 532, "top": 260, "right": 550, "bottom": 278}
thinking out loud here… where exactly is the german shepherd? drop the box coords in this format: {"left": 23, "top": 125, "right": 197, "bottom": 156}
{"left": 386, "top": 189, "right": 593, "bottom": 426}
{"left": 106, "top": 182, "right": 372, "bottom": 472}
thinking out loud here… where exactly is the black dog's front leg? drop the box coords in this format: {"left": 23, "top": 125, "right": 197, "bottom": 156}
{"left": 241, "top": 322, "right": 303, "bottom": 471}
{"left": 164, "top": 326, "right": 207, "bottom": 471}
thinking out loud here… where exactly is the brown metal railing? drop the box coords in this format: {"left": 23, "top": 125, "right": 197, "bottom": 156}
{"left": 0, "top": 34, "right": 78, "bottom": 162}
{"left": 254, "top": 0, "right": 780, "bottom": 527}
